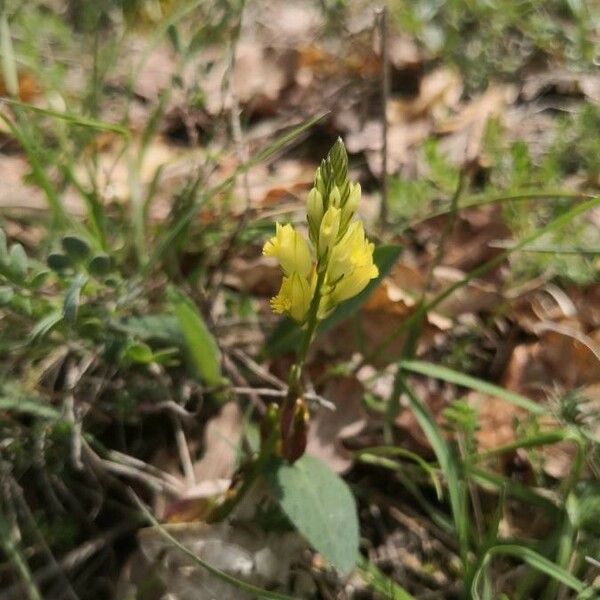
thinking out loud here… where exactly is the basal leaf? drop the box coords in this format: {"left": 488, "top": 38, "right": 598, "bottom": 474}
{"left": 170, "top": 288, "right": 224, "bottom": 388}
{"left": 266, "top": 455, "right": 359, "bottom": 574}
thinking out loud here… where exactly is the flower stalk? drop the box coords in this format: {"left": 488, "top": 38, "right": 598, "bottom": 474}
{"left": 262, "top": 137, "right": 378, "bottom": 462}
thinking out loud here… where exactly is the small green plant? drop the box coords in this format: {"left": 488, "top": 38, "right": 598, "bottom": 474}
{"left": 207, "top": 139, "right": 378, "bottom": 574}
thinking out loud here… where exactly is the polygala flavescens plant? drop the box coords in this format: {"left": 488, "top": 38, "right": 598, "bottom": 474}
{"left": 262, "top": 138, "right": 378, "bottom": 461}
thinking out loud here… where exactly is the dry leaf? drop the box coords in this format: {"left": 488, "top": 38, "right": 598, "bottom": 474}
{"left": 306, "top": 376, "right": 368, "bottom": 473}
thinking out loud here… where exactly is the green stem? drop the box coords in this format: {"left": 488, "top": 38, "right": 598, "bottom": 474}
{"left": 288, "top": 267, "right": 327, "bottom": 396}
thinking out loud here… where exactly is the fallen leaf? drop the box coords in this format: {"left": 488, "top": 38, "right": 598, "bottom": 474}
{"left": 306, "top": 376, "right": 368, "bottom": 474}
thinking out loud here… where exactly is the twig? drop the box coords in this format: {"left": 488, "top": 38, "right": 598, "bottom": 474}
{"left": 104, "top": 449, "right": 184, "bottom": 492}
{"left": 63, "top": 360, "right": 83, "bottom": 471}
{"left": 170, "top": 415, "right": 196, "bottom": 487}
{"left": 231, "top": 386, "right": 335, "bottom": 410}
{"left": 137, "top": 399, "right": 196, "bottom": 422}
{"left": 230, "top": 348, "right": 287, "bottom": 390}
{"left": 376, "top": 5, "right": 389, "bottom": 227}
{"left": 223, "top": 354, "right": 267, "bottom": 415}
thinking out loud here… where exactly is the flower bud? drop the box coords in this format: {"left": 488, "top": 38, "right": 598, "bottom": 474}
{"left": 329, "top": 186, "right": 341, "bottom": 209}
{"left": 314, "top": 167, "right": 326, "bottom": 197}
{"left": 318, "top": 206, "right": 341, "bottom": 259}
{"left": 306, "top": 188, "right": 323, "bottom": 242}
{"left": 345, "top": 182, "right": 360, "bottom": 214}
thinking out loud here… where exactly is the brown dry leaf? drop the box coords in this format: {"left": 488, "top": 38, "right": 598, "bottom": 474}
{"left": 433, "top": 266, "right": 502, "bottom": 317}
{"left": 521, "top": 70, "right": 600, "bottom": 104}
{"left": 437, "top": 84, "right": 517, "bottom": 164}
{"left": 226, "top": 255, "right": 281, "bottom": 296}
{"left": 387, "top": 67, "right": 463, "bottom": 124}
{"left": 0, "top": 71, "right": 41, "bottom": 102}
{"left": 306, "top": 376, "right": 368, "bottom": 473}
{"left": 0, "top": 154, "right": 83, "bottom": 214}
{"left": 353, "top": 119, "right": 432, "bottom": 176}
{"left": 193, "top": 402, "right": 243, "bottom": 483}
{"left": 469, "top": 391, "right": 524, "bottom": 451}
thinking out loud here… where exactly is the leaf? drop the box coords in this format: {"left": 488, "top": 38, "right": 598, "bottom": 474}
{"left": 0, "top": 397, "right": 60, "bottom": 420}
{"left": 124, "top": 341, "right": 154, "bottom": 364}
{"left": 471, "top": 544, "right": 586, "bottom": 599}
{"left": 170, "top": 288, "right": 223, "bottom": 387}
{"left": 9, "top": 243, "right": 28, "bottom": 278}
{"left": 395, "top": 378, "right": 470, "bottom": 565}
{"left": 47, "top": 252, "right": 71, "bottom": 272}
{"left": 265, "top": 245, "right": 402, "bottom": 357}
{"left": 87, "top": 254, "right": 112, "bottom": 277}
{"left": 0, "top": 96, "right": 130, "bottom": 136}
{"left": 120, "top": 314, "right": 182, "bottom": 344}
{"left": 62, "top": 235, "right": 91, "bottom": 262}
{"left": 29, "top": 311, "right": 63, "bottom": 342}
{"left": 265, "top": 455, "right": 359, "bottom": 574}
{"left": 0, "top": 286, "right": 13, "bottom": 305}
{"left": 358, "top": 557, "right": 417, "bottom": 600}
{"left": 399, "top": 360, "right": 546, "bottom": 415}
{"left": 0, "top": 228, "right": 7, "bottom": 258}
{"left": 0, "top": 12, "right": 18, "bottom": 97}
{"left": 63, "top": 274, "right": 88, "bottom": 323}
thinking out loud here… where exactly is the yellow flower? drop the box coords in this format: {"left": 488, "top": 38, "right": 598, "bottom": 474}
{"left": 327, "top": 221, "right": 378, "bottom": 303}
{"left": 263, "top": 223, "right": 312, "bottom": 277}
{"left": 318, "top": 206, "right": 341, "bottom": 259}
{"left": 270, "top": 272, "right": 312, "bottom": 322}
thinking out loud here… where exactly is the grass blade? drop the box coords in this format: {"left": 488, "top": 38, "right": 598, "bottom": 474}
{"left": 0, "top": 12, "right": 18, "bottom": 96}
{"left": 399, "top": 360, "right": 546, "bottom": 415}
{"left": 395, "top": 377, "right": 470, "bottom": 566}
{"left": 0, "top": 97, "right": 129, "bottom": 136}
{"left": 471, "top": 544, "right": 586, "bottom": 599}
{"left": 358, "top": 557, "right": 417, "bottom": 600}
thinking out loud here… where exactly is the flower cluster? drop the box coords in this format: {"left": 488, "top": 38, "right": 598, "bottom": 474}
{"left": 263, "top": 139, "right": 378, "bottom": 323}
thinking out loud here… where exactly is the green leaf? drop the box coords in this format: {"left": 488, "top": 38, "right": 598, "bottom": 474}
{"left": 124, "top": 341, "right": 154, "bottom": 364}
{"left": 358, "top": 557, "right": 417, "bottom": 600}
{"left": 265, "top": 245, "right": 402, "bottom": 357}
{"left": 396, "top": 378, "right": 470, "bottom": 566}
{"left": 170, "top": 289, "right": 223, "bottom": 387}
{"left": 63, "top": 274, "right": 88, "bottom": 323}
{"left": 399, "top": 360, "right": 546, "bottom": 415}
{"left": 9, "top": 243, "right": 28, "bottom": 278}
{"left": 0, "top": 228, "right": 7, "bottom": 258}
{"left": 0, "top": 286, "right": 13, "bottom": 305}
{"left": 471, "top": 544, "right": 586, "bottom": 599}
{"left": 62, "top": 235, "right": 91, "bottom": 261}
{"left": 265, "top": 455, "right": 359, "bottom": 574}
{"left": 0, "top": 12, "right": 18, "bottom": 97}
{"left": 0, "top": 97, "right": 130, "bottom": 136}
{"left": 29, "top": 311, "right": 63, "bottom": 342}
{"left": 120, "top": 314, "right": 182, "bottom": 344}
{"left": 0, "top": 397, "right": 60, "bottom": 421}
{"left": 87, "top": 254, "right": 112, "bottom": 277}
{"left": 47, "top": 252, "right": 71, "bottom": 272}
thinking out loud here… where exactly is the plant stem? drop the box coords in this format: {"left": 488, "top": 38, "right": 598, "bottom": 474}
{"left": 288, "top": 267, "right": 327, "bottom": 396}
